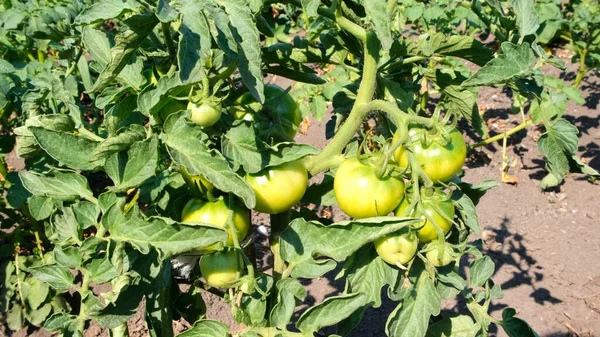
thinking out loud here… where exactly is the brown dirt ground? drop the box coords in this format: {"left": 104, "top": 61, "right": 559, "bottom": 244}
{"left": 4, "top": 57, "right": 600, "bottom": 337}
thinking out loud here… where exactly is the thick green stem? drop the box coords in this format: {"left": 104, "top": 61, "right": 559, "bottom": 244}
{"left": 78, "top": 127, "right": 104, "bottom": 142}
{"left": 77, "top": 271, "right": 91, "bottom": 333}
{"left": 334, "top": 6, "right": 367, "bottom": 41}
{"left": 270, "top": 211, "right": 290, "bottom": 281}
{"left": 0, "top": 156, "right": 8, "bottom": 183}
{"left": 162, "top": 22, "right": 176, "bottom": 61}
{"left": 65, "top": 48, "right": 83, "bottom": 78}
{"left": 470, "top": 119, "right": 533, "bottom": 148}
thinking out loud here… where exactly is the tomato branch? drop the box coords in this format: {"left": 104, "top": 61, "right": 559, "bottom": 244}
{"left": 470, "top": 119, "right": 533, "bottom": 149}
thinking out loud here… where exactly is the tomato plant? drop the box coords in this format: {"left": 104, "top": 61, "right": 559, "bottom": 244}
{"left": 0, "top": 0, "right": 597, "bottom": 336}
{"left": 334, "top": 154, "right": 405, "bottom": 218}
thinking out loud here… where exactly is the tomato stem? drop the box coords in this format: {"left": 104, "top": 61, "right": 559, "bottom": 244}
{"left": 573, "top": 48, "right": 588, "bottom": 88}
{"left": 470, "top": 118, "right": 533, "bottom": 149}
{"left": 161, "top": 22, "right": 176, "bottom": 61}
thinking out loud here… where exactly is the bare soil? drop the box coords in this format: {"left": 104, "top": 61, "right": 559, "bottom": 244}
{"left": 5, "top": 59, "right": 600, "bottom": 337}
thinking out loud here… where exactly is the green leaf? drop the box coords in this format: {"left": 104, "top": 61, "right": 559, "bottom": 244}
{"left": 54, "top": 246, "right": 84, "bottom": 269}
{"left": 280, "top": 217, "right": 419, "bottom": 278}
{"left": 29, "top": 264, "right": 74, "bottom": 291}
{"left": 20, "top": 171, "right": 94, "bottom": 202}
{"left": 102, "top": 202, "right": 228, "bottom": 257}
{"left": 48, "top": 205, "right": 83, "bottom": 245}
{"left": 469, "top": 256, "right": 495, "bottom": 287}
{"left": 44, "top": 312, "right": 79, "bottom": 333}
{"left": 296, "top": 293, "right": 367, "bottom": 334}
{"left": 85, "top": 253, "right": 120, "bottom": 284}
{"left": 26, "top": 302, "right": 52, "bottom": 327}
{"left": 162, "top": 112, "right": 256, "bottom": 208}
{"left": 109, "top": 136, "right": 159, "bottom": 192}
{"left": 537, "top": 119, "right": 579, "bottom": 184}
{"left": 82, "top": 26, "right": 112, "bottom": 68}
{"left": 346, "top": 245, "right": 398, "bottom": 308}
{"left": 157, "top": 0, "right": 179, "bottom": 23}
{"left": 501, "top": 308, "right": 540, "bottom": 337}
{"left": 22, "top": 277, "right": 50, "bottom": 310}
{"left": 72, "top": 201, "right": 101, "bottom": 230}
{"left": 386, "top": 270, "right": 441, "bottom": 337}
{"left": 178, "top": 2, "right": 212, "bottom": 84}
{"left": 300, "top": 0, "right": 320, "bottom": 16}
{"left": 442, "top": 86, "right": 485, "bottom": 137}
{"left": 6, "top": 304, "right": 24, "bottom": 330}
{"left": 462, "top": 42, "right": 535, "bottom": 87}
{"left": 453, "top": 191, "right": 481, "bottom": 235}
{"left": 30, "top": 127, "right": 103, "bottom": 171}
{"left": 530, "top": 91, "right": 567, "bottom": 123}
{"left": 222, "top": 122, "right": 319, "bottom": 173}
{"left": 89, "top": 14, "right": 160, "bottom": 93}
{"left": 417, "top": 33, "right": 494, "bottom": 66}
{"left": 270, "top": 278, "right": 307, "bottom": 329}
{"left": 511, "top": 0, "right": 540, "bottom": 38}
{"left": 426, "top": 315, "right": 478, "bottom": 337}
{"left": 221, "top": 0, "right": 264, "bottom": 103}
{"left": 176, "top": 320, "right": 229, "bottom": 337}
{"left": 75, "top": 0, "right": 142, "bottom": 24}
{"left": 362, "top": 0, "right": 392, "bottom": 50}
{"left": 28, "top": 196, "right": 57, "bottom": 221}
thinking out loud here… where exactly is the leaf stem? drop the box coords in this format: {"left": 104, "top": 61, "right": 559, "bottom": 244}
{"left": 78, "top": 127, "right": 105, "bottom": 142}
{"left": 65, "top": 48, "right": 83, "bottom": 78}
{"left": 0, "top": 156, "right": 8, "bottom": 184}
{"left": 77, "top": 270, "right": 91, "bottom": 334}
{"left": 470, "top": 119, "right": 533, "bottom": 148}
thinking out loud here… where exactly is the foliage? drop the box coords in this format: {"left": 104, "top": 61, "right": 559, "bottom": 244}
{"left": 0, "top": 0, "right": 596, "bottom": 337}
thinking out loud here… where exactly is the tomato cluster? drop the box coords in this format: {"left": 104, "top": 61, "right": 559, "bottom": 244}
{"left": 333, "top": 124, "right": 467, "bottom": 268}
{"left": 174, "top": 85, "right": 308, "bottom": 288}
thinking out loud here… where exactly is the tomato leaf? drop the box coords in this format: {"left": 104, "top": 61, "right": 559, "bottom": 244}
{"left": 222, "top": 122, "right": 318, "bottom": 173}
{"left": 386, "top": 270, "right": 441, "bottom": 337}
{"left": 20, "top": 171, "right": 94, "bottom": 202}
{"left": 345, "top": 245, "right": 399, "bottom": 308}
{"left": 425, "top": 315, "right": 479, "bottom": 337}
{"left": 220, "top": 0, "right": 264, "bottom": 103}
{"left": 280, "top": 217, "right": 419, "bottom": 278}
{"left": 106, "top": 136, "right": 159, "bottom": 192}
{"left": 162, "top": 112, "right": 256, "bottom": 208}
{"left": 296, "top": 293, "right": 367, "bottom": 334}
{"left": 300, "top": 0, "right": 320, "bottom": 17}
{"left": 102, "top": 202, "right": 228, "bottom": 257}
{"left": 30, "top": 127, "right": 103, "bottom": 171}
{"left": 29, "top": 264, "right": 74, "bottom": 291}
{"left": 536, "top": 118, "right": 578, "bottom": 187}
{"left": 461, "top": 42, "right": 535, "bottom": 87}
{"left": 178, "top": 2, "right": 212, "bottom": 84}
{"left": 469, "top": 256, "right": 495, "bottom": 287}
{"left": 90, "top": 124, "right": 146, "bottom": 162}
{"left": 362, "top": 0, "right": 392, "bottom": 50}
{"left": 176, "top": 319, "right": 229, "bottom": 337}
{"left": 500, "top": 308, "right": 540, "bottom": 337}
{"left": 511, "top": 0, "right": 540, "bottom": 38}
{"left": 75, "top": 0, "right": 141, "bottom": 24}
{"left": 47, "top": 205, "right": 83, "bottom": 246}
{"left": 270, "top": 278, "right": 307, "bottom": 329}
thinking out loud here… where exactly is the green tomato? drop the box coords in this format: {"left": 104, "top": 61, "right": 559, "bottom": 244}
{"left": 181, "top": 198, "right": 250, "bottom": 248}
{"left": 245, "top": 160, "right": 308, "bottom": 214}
{"left": 188, "top": 101, "right": 222, "bottom": 127}
{"left": 180, "top": 166, "right": 215, "bottom": 198}
{"left": 425, "top": 243, "right": 455, "bottom": 267}
{"left": 231, "top": 84, "right": 301, "bottom": 138}
{"left": 396, "top": 187, "right": 455, "bottom": 243}
{"left": 374, "top": 231, "right": 418, "bottom": 266}
{"left": 393, "top": 125, "right": 467, "bottom": 182}
{"left": 334, "top": 154, "right": 405, "bottom": 219}
{"left": 200, "top": 250, "right": 243, "bottom": 288}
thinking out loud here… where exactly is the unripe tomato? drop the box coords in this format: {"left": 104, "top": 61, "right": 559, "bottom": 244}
{"left": 393, "top": 125, "right": 467, "bottom": 182}
{"left": 334, "top": 154, "right": 405, "bottom": 219}
{"left": 231, "top": 84, "right": 301, "bottom": 138}
{"left": 395, "top": 187, "right": 455, "bottom": 243}
{"left": 374, "top": 231, "right": 418, "bottom": 266}
{"left": 181, "top": 198, "right": 250, "bottom": 247}
{"left": 188, "top": 101, "right": 222, "bottom": 127}
{"left": 425, "top": 243, "right": 456, "bottom": 267}
{"left": 180, "top": 166, "right": 215, "bottom": 198}
{"left": 245, "top": 160, "right": 308, "bottom": 214}
{"left": 200, "top": 250, "right": 243, "bottom": 288}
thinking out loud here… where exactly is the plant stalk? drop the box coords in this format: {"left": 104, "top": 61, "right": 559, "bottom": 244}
{"left": 162, "top": 22, "right": 176, "bottom": 61}
{"left": 470, "top": 119, "right": 533, "bottom": 148}
{"left": 574, "top": 49, "right": 588, "bottom": 88}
